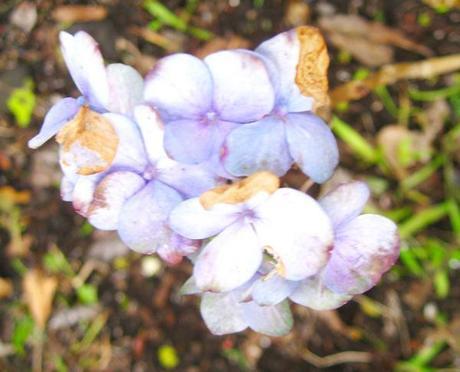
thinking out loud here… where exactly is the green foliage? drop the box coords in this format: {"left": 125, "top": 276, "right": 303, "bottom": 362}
{"left": 43, "top": 247, "right": 74, "bottom": 276}
{"left": 6, "top": 78, "right": 36, "bottom": 128}
{"left": 76, "top": 284, "right": 98, "bottom": 305}
{"left": 158, "top": 344, "right": 180, "bottom": 369}
{"left": 12, "top": 315, "right": 35, "bottom": 355}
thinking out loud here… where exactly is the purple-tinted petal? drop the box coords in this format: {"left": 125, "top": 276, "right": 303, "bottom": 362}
{"left": 164, "top": 119, "right": 237, "bottom": 165}
{"left": 87, "top": 171, "right": 145, "bottom": 230}
{"left": 254, "top": 188, "right": 334, "bottom": 281}
{"left": 117, "top": 180, "right": 184, "bottom": 254}
{"left": 169, "top": 198, "right": 242, "bottom": 240}
{"left": 28, "top": 97, "right": 80, "bottom": 149}
{"left": 204, "top": 50, "right": 275, "bottom": 122}
{"left": 157, "top": 235, "right": 200, "bottom": 265}
{"left": 289, "top": 274, "right": 352, "bottom": 310}
{"left": 157, "top": 158, "right": 220, "bottom": 198}
{"left": 256, "top": 29, "right": 313, "bottom": 112}
{"left": 193, "top": 222, "right": 263, "bottom": 292}
{"left": 285, "top": 113, "right": 338, "bottom": 183}
{"left": 200, "top": 292, "right": 247, "bottom": 335}
{"left": 223, "top": 116, "right": 292, "bottom": 177}
{"left": 319, "top": 181, "right": 370, "bottom": 228}
{"left": 251, "top": 275, "right": 298, "bottom": 306}
{"left": 133, "top": 104, "right": 168, "bottom": 162}
{"left": 241, "top": 300, "right": 293, "bottom": 337}
{"left": 144, "top": 53, "right": 212, "bottom": 120}
{"left": 71, "top": 175, "right": 99, "bottom": 216}
{"left": 103, "top": 113, "right": 148, "bottom": 173}
{"left": 106, "top": 63, "right": 143, "bottom": 115}
{"left": 323, "top": 214, "right": 400, "bottom": 295}
{"left": 59, "top": 31, "right": 109, "bottom": 109}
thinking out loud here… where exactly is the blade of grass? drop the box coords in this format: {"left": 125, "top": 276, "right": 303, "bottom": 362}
{"left": 374, "top": 85, "right": 399, "bottom": 117}
{"left": 400, "top": 155, "right": 445, "bottom": 191}
{"left": 399, "top": 203, "right": 449, "bottom": 239}
{"left": 331, "top": 116, "right": 380, "bottom": 164}
{"left": 409, "top": 84, "right": 460, "bottom": 101}
{"left": 446, "top": 199, "right": 460, "bottom": 237}
{"left": 144, "top": 0, "right": 187, "bottom": 31}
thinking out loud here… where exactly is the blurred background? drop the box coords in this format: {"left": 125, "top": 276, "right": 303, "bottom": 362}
{"left": 1, "top": 0, "right": 460, "bottom": 370}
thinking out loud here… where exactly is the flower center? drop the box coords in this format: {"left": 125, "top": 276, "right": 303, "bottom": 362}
{"left": 202, "top": 111, "right": 218, "bottom": 125}
{"left": 142, "top": 164, "right": 158, "bottom": 181}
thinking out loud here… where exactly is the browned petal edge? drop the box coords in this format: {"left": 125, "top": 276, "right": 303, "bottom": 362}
{"left": 56, "top": 106, "right": 119, "bottom": 175}
{"left": 199, "top": 171, "right": 280, "bottom": 210}
{"left": 295, "top": 26, "right": 330, "bottom": 116}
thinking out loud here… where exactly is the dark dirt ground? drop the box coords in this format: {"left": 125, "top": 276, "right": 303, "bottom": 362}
{"left": 1, "top": 0, "right": 460, "bottom": 371}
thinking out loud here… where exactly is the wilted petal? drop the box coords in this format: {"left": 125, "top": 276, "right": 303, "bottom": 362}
{"left": 289, "top": 274, "right": 352, "bottom": 310}
{"left": 256, "top": 29, "right": 313, "bottom": 112}
{"left": 59, "top": 31, "right": 109, "bottom": 109}
{"left": 251, "top": 275, "right": 298, "bottom": 306}
{"left": 71, "top": 175, "right": 99, "bottom": 216}
{"left": 133, "top": 104, "right": 168, "bottom": 162}
{"left": 194, "top": 222, "right": 263, "bottom": 292}
{"left": 285, "top": 113, "right": 338, "bottom": 183}
{"left": 241, "top": 300, "right": 293, "bottom": 337}
{"left": 255, "top": 188, "right": 334, "bottom": 281}
{"left": 205, "top": 50, "right": 275, "bottom": 122}
{"left": 169, "top": 198, "right": 242, "bottom": 239}
{"left": 200, "top": 292, "right": 247, "bottom": 335}
{"left": 118, "top": 180, "right": 183, "bottom": 254}
{"left": 144, "top": 53, "right": 212, "bottom": 120}
{"left": 103, "top": 113, "right": 148, "bottom": 173}
{"left": 320, "top": 181, "right": 370, "bottom": 228}
{"left": 87, "top": 171, "right": 145, "bottom": 230}
{"left": 157, "top": 158, "right": 220, "bottom": 198}
{"left": 106, "top": 63, "right": 143, "bottom": 115}
{"left": 28, "top": 97, "right": 80, "bottom": 149}
{"left": 164, "top": 119, "right": 236, "bottom": 165}
{"left": 323, "top": 214, "right": 400, "bottom": 295}
{"left": 223, "top": 117, "right": 292, "bottom": 177}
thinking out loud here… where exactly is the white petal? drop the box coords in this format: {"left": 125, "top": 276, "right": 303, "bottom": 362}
{"left": 254, "top": 188, "right": 334, "bottom": 281}
{"left": 241, "top": 300, "right": 293, "bottom": 337}
{"left": 193, "top": 222, "right": 263, "bottom": 292}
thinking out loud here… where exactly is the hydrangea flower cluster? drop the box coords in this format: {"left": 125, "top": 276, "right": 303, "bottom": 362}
{"left": 29, "top": 27, "right": 400, "bottom": 336}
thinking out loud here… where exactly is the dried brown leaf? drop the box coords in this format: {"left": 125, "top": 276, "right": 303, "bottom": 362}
{"left": 0, "top": 278, "right": 13, "bottom": 299}
{"left": 129, "top": 27, "right": 182, "bottom": 52}
{"left": 23, "top": 270, "right": 58, "bottom": 328}
{"left": 284, "top": 0, "right": 310, "bottom": 27}
{"left": 330, "top": 54, "right": 460, "bottom": 104}
{"left": 56, "top": 106, "right": 119, "bottom": 175}
{"left": 320, "top": 15, "right": 432, "bottom": 59}
{"left": 52, "top": 5, "right": 107, "bottom": 23}
{"left": 199, "top": 171, "right": 279, "bottom": 209}
{"left": 295, "top": 26, "right": 330, "bottom": 113}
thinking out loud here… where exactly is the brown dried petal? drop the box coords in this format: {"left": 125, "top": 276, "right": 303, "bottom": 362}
{"left": 295, "top": 26, "right": 330, "bottom": 114}
{"left": 199, "top": 171, "right": 280, "bottom": 209}
{"left": 56, "top": 106, "right": 119, "bottom": 175}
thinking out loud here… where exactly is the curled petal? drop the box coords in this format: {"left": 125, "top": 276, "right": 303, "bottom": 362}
{"left": 241, "top": 300, "right": 293, "bottom": 337}
{"left": 71, "top": 175, "right": 99, "bottom": 216}
{"left": 255, "top": 29, "right": 313, "bottom": 112}
{"left": 251, "top": 275, "right": 298, "bottom": 306}
{"left": 133, "top": 104, "right": 168, "bottom": 162}
{"left": 205, "top": 50, "right": 275, "bottom": 122}
{"left": 193, "top": 222, "right": 263, "bottom": 292}
{"left": 28, "top": 97, "right": 80, "bottom": 149}
{"left": 200, "top": 292, "right": 247, "bottom": 335}
{"left": 106, "top": 63, "right": 144, "bottom": 115}
{"left": 255, "top": 188, "right": 334, "bottom": 281}
{"left": 289, "top": 274, "right": 352, "bottom": 310}
{"left": 223, "top": 117, "right": 292, "bottom": 177}
{"left": 87, "top": 171, "right": 145, "bottom": 230}
{"left": 285, "top": 113, "right": 338, "bottom": 183}
{"left": 323, "top": 214, "right": 400, "bottom": 295}
{"left": 169, "top": 198, "right": 242, "bottom": 240}
{"left": 164, "top": 119, "right": 236, "bottom": 165}
{"left": 320, "top": 181, "right": 370, "bottom": 228}
{"left": 144, "top": 53, "right": 212, "bottom": 120}
{"left": 117, "top": 180, "right": 184, "bottom": 254}
{"left": 59, "top": 31, "right": 109, "bottom": 109}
